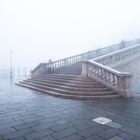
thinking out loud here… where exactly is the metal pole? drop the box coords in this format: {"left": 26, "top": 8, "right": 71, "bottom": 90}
{"left": 10, "top": 50, "right": 13, "bottom": 79}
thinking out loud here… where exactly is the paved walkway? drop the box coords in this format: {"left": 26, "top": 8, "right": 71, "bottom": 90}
{"left": 0, "top": 78, "right": 140, "bottom": 140}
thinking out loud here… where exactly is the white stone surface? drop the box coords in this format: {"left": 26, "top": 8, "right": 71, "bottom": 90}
{"left": 92, "top": 117, "right": 112, "bottom": 125}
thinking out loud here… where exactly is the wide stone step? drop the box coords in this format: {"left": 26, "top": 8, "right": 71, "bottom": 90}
{"left": 31, "top": 77, "right": 98, "bottom": 85}
{"left": 34, "top": 74, "right": 95, "bottom": 82}
{"left": 28, "top": 78, "right": 104, "bottom": 88}
{"left": 54, "top": 70, "right": 81, "bottom": 74}
{"left": 40, "top": 74, "right": 83, "bottom": 78}
{"left": 20, "top": 81, "right": 115, "bottom": 96}
{"left": 16, "top": 83, "right": 120, "bottom": 99}
{"left": 25, "top": 79, "right": 109, "bottom": 92}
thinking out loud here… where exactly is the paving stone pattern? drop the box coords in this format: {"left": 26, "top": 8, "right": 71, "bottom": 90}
{"left": 0, "top": 78, "right": 140, "bottom": 140}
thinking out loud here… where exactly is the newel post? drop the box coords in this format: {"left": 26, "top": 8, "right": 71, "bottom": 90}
{"left": 118, "top": 75, "right": 132, "bottom": 97}
{"left": 81, "top": 61, "right": 88, "bottom": 77}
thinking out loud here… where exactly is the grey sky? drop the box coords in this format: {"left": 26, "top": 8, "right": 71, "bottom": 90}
{"left": 0, "top": 0, "right": 140, "bottom": 69}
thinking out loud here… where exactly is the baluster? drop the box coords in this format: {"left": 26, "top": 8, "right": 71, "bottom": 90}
{"left": 72, "top": 57, "right": 74, "bottom": 63}
{"left": 106, "top": 72, "right": 111, "bottom": 85}
{"left": 106, "top": 71, "right": 110, "bottom": 84}
{"left": 114, "top": 74, "right": 119, "bottom": 88}
{"left": 93, "top": 65, "right": 97, "bottom": 76}
{"left": 101, "top": 69, "right": 106, "bottom": 79}
{"left": 110, "top": 73, "right": 114, "bottom": 86}
{"left": 60, "top": 61, "right": 61, "bottom": 67}
{"left": 69, "top": 58, "right": 72, "bottom": 63}
{"left": 98, "top": 68, "right": 102, "bottom": 78}
{"left": 104, "top": 71, "right": 108, "bottom": 82}
{"left": 54, "top": 62, "right": 56, "bottom": 70}
{"left": 57, "top": 62, "right": 59, "bottom": 68}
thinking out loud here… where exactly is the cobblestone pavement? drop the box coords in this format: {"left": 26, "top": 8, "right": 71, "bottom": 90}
{"left": 0, "top": 78, "right": 140, "bottom": 140}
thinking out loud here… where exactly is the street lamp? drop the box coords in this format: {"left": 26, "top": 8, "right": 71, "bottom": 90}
{"left": 10, "top": 50, "right": 13, "bottom": 79}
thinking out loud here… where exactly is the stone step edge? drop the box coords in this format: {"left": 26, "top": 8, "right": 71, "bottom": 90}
{"left": 38, "top": 74, "right": 82, "bottom": 78}
{"left": 20, "top": 81, "right": 114, "bottom": 95}
{"left": 15, "top": 83, "right": 120, "bottom": 100}
{"left": 30, "top": 77, "right": 98, "bottom": 85}
{"left": 26, "top": 79, "right": 104, "bottom": 88}
{"left": 25, "top": 79, "right": 109, "bottom": 91}
{"left": 32, "top": 75, "right": 95, "bottom": 82}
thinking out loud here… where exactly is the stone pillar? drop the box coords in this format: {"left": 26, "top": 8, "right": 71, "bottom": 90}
{"left": 117, "top": 76, "right": 132, "bottom": 97}
{"left": 81, "top": 61, "right": 88, "bottom": 77}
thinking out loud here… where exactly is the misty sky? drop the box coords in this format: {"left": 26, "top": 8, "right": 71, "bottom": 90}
{"left": 0, "top": 0, "right": 140, "bottom": 69}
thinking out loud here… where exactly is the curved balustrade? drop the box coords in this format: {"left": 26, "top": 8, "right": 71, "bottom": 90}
{"left": 82, "top": 44, "right": 140, "bottom": 97}
{"left": 82, "top": 60, "right": 132, "bottom": 97}
{"left": 93, "top": 44, "right": 140, "bottom": 66}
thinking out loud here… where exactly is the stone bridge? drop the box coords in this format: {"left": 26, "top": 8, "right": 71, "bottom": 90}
{"left": 17, "top": 39, "right": 140, "bottom": 99}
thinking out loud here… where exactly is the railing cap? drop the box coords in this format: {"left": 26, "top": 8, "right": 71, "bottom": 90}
{"left": 92, "top": 43, "right": 140, "bottom": 61}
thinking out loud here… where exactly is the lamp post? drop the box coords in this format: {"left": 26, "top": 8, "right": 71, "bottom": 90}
{"left": 10, "top": 50, "right": 13, "bottom": 79}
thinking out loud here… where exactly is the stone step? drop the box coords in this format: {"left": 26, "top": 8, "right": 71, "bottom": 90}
{"left": 34, "top": 74, "right": 95, "bottom": 81}
{"left": 16, "top": 83, "right": 120, "bottom": 99}
{"left": 44, "top": 74, "right": 82, "bottom": 77}
{"left": 17, "top": 71, "right": 119, "bottom": 99}
{"left": 39, "top": 73, "right": 82, "bottom": 78}
{"left": 30, "top": 77, "right": 99, "bottom": 85}
{"left": 53, "top": 71, "right": 81, "bottom": 75}
{"left": 54, "top": 69, "right": 81, "bottom": 73}
{"left": 27, "top": 78, "right": 105, "bottom": 88}
{"left": 25, "top": 79, "right": 110, "bottom": 92}
{"left": 19, "top": 81, "right": 115, "bottom": 96}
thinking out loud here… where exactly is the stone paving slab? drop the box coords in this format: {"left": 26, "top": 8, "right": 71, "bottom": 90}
{"left": 0, "top": 78, "right": 140, "bottom": 140}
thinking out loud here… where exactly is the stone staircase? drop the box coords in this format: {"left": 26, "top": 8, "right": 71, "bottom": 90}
{"left": 16, "top": 74, "right": 119, "bottom": 99}
{"left": 17, "top": 40, "right": 140, "bottom": 99}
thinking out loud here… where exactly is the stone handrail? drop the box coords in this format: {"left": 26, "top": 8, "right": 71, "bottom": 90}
{"left": 82, "top": 60, "right": 132, "bottom": 97}
{"left": 93, "top": 44, "right": 140, "bottom": 66}
{"left": 31, "top": 63, "right": 48, "bottom": 76}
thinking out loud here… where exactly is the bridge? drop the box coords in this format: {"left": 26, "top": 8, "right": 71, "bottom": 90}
{"left": 17, "top": 39, "right": 140, "bottom": 99}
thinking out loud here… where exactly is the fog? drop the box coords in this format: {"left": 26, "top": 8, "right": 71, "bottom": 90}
{"left": 0, "top": 0, "right": 140, "bottom": 70}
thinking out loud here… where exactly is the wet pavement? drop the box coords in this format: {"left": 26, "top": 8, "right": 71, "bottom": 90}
{"left": 0, "top": 78, "right": 140, "bottom": 140}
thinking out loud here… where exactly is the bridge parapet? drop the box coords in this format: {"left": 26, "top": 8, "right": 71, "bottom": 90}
{"left": 82, "top": 44, "right": 140, "bottom": 97}
{"left": 92, "top": 44, "right": 140, "bottom": 67}
{"left": 82, "top": 60, "right": 132, "bottom": 97}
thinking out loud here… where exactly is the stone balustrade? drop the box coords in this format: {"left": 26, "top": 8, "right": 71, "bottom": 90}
{"left": 31, "top": 39, "right": 140, "bottom": 76}
{"left": 31, "top": 63, "right": 47, "bottom": 76}
{"left": 93, "top": 44, "right": 140, "bottom": 66}
{"left": 81, "top": 44, "right": 140, "bottom": 97}
{"left": 82, "top": 60, "right": 132, "bottom": 97}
